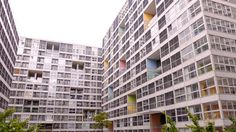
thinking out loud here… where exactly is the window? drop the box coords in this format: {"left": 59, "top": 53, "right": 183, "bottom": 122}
{"left": 38, "top": 51, "right": 45, "bottom": 56}
{"left": 179, "top": 27, "right": 191, "bottom": 44}
{"left": 143, "top": 100, "right": 149, "bottom": 110}
{"left": 169, "top": 36, "right": 179, "bottom": 52}
{"left": 161, "top": 43, "right": 169, "bottom": 57}
{"left": 143, "top": 114, "right": 150, "bottom": 122}
{"left": 137, "top": 89, "right": 142, "bottom": 99}
{"left": 164, "top": 0, "right": 173, "bottom": 9}
{"left": 199, "top": 78, "right": 216, "bottom": 96}
{"left": 158, "top": 15, "right": 166, "bottom": 29}
{"left": 139, "top": 25, "right": 144, "bottom": 38}
{"left": 157, "top": 3, "right": 165, "bottom": 16}
{"left": 202, "top": 0, "right": 235, "bottom": 18}
{"left": 205, "top": 16, "right": 236, "bottom": 35}
{"left": 173, "top": 69, "right": 183, "bottom": 85}
{"left": 157, "top": 95, "right": 165, "bottom": 107}
{"left": 221, "top": 100, "right": 236, "bottom": 119}
{"left": 142, "top": 86, "right": 149, "bottom": 97}
{"left": 189, "top": 105, "right": 202, "bottom": 119}
{"left": 197, "top": 56, "right": 212, "bottom": 75}
{"left": 217, "top": 77, "right": 236, "bottom": 95}
{"left": 186, "top": 83, "right": 200, "bottom": 100}
{"left": 175, "top": 87, "right": 186, "bottom": 103}
{"left": 209, "top": 35, "right": 236, "bottom": 53}
{"left": 168, "top": 21, "right": 178, "bottom": 36}
{"left": 51, "top": 65, "right": 58, "bottom": 71}
{"left": 191, "top": 18, "right": 205, "bottom": 36}
{"left": 145, "top": 30, "right": 151, "bottom": 42}
{"left": 171, "top": 52, "right": 181, "bottom": 68}
{"left": 178, "top": 11, "right": 189, "bottom": 29}
{"left": 156, "top": 79, "right": 163, "bottom": 92}
{"left": 52, "top": 59, "right": 58, "bottom": 64}
{"left": 39, "top": 40, "right": 46, "bottom": 49}
{"left": 36, "top": 64, "right": 43, "bottom": 69}
{"left": 165, "top": 91, "right": 174, "bottom": 105}
{"left": 188, "top": 0, "right": 201, "bottom": 18}
{"left": 146, "top": 42, "right": 152, "bottom": 54}
{"left": 213, "top": 55, "right": 236, "bottom": 73}
{"left": 148, "top": 83, "right": 155, "bottom": 94}
{"left": 162, "top": 58, "right": 171, "bottom": 72}
{"left": 25, "top": 38, "right": 32, "bottom": 47}
{"left": 163, "top": 74, "right": 172, "bottom": 89}
{"left": 193, "top": 36, "right": 208, "bottom": 54}
{"left": 184, "top": 63, "right": 197, "bottom": 80}
{"left": 137, "top": 102, "right": 143, "bottom": 112}
{"left": 177, "top": 107, "right": 188, "bottom": 122}
{"left": 149, "top": 97, "right": 156, "bottom": 109}
{"left": 138, "top": 116, "right": 143, "bottom": 126}
{"left": 203, "top": 101, "right": 221, "bottom": 119}
{"left": 159, "top": 29, "right": 168, "bottom": 43}
{"left": 165, "top": 1, "right": 179, "bottom": 23}
{"left": 23, "top": 49, "right": 31, "bottom": 54}
{"left": 181, "top": 44, "right": 194, "bottom": 62}
{"left": 166, "top": 109, "right": 176, "bottom": 121}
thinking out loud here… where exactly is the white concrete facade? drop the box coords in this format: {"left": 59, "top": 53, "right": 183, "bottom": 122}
{"left": 102, "top": 0, "right": 236, "bottom": 131}
{"left": 9, "top": 37, "right": 103, "bottom": 132}
{"left": 0, "top": 0, "right": 19, "bottom": 112}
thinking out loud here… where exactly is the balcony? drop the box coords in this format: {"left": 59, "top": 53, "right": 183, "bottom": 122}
{"left": 27, "top": 70, "right": 43, "bottom": 83}
{"left": 72, "top": 61, "right": 84, "bottom": 72}
{"left": 146, "top": 49, "right": 161, "bottom": 80}
{"left": 143, "top": 0, "right": 157, "bottom": 30}
{"left": 127, "top": 94, "right": 137, "bottom": 114}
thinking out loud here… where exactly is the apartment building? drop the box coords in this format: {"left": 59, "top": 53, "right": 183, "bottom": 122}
{"left": 9, "top": 37, "right": 103, "bottom": 131}
{"left": 102, "top": 0, "right": 236, "bottom": 131}
{"left": 0, "top": 0, "right": 19, "bottom": 111}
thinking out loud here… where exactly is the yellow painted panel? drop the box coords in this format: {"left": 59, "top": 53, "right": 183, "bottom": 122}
{"left": 128, "top": 105, "right": 136, "bottom": 114}
{"left": 143, "top": 13, "right": 154, "bottom": 30}
{"left": 104, "top": 60, "right": 109, "bottom": 71}
{"left": 143, "top": 13, "right": 154, "bottom": 22}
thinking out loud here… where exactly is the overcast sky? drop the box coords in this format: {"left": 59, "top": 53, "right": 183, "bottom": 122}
{"left": 9, "top": 0, "right": 126, "bottom": 47}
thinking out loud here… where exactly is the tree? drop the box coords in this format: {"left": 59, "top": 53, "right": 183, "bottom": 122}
{"left": 224, "top": 117, "right": 236, "bottom": 132}
{"left": 92, "top": 112, "right": 112, "bottom": 131}
{"left": 186, "top": 111, "right": 204, "bottom": 132}
{"left": 186, "top": 111, "right": 215, "bottom": 132}
{"left": 0, "top": 109, "right": 39, "bottom": 132}
{"left": 205, "top": 122, "right": 216, "bottom": 132}
{"left": 161, "top": 113, "right": 179, "bottom": 132}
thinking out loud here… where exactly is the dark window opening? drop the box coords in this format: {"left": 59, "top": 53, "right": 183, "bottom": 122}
{"left": 72, "top": 62, "right": 84, "bottom": 70}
